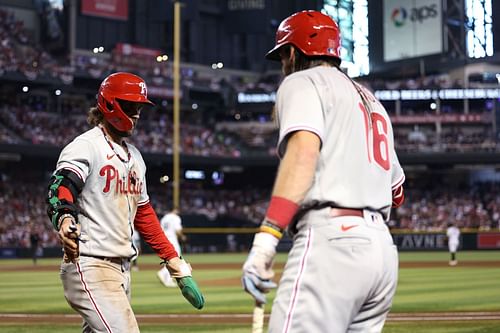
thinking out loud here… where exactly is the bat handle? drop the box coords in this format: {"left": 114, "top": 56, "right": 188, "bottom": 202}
{"left": 252, "top": 302, "right": 265, "bottom": 333}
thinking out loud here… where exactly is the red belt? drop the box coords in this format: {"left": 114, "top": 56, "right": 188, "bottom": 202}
{"left": 329, "top": 208, "right": 363, "bottom": 218}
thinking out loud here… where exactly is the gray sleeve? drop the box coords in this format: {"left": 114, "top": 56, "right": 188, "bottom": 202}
{"left": 276, "top": 75, "right": 324, "bottom": 158}
{"left": 56, "top": 138, "right": 93, "bottom": 182}
{"left": 134, "top": 148, "right": 150, "bottom": 205}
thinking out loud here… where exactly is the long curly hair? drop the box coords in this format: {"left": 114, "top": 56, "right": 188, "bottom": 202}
{"left": 87, "top": 107, "right": 104, "bottom": 127}
{"left": 282, "top": 45, "right": 341, "bottom": 74}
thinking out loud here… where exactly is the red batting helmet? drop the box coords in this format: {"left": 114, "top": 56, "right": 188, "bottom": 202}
{"left": 97, "top": 72, "right": 154, "bottom": 132}
{"left": 266, "top": 10, "right": 341, "bottom": 61}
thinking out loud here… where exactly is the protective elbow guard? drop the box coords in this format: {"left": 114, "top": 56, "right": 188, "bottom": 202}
{"left": 46, "top": 169, "right": 84, "bottom": 230}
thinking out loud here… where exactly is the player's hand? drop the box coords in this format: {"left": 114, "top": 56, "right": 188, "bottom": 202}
{"left": 165, "top": 256, "right": 192, "bottom": 278}
{"left": 242, "top": 232, "right": 278, "bottom": 304}
{"left": 165, "top": 257, "right": 205, "bottom": 309}
{"left": 58, "top": 217, "right": 80, "bottom": 263}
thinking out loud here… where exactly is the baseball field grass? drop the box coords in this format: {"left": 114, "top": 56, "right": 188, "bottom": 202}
{"left": 0, "top": 251, "right": 499, "bottom": 332}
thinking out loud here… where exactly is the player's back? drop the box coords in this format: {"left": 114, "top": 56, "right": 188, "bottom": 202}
{"left": 447, "top": 226, "right": 460, "bottom": 240}
{"left": 161, "top": 213, "right": 182, "bottom": 240}
{"left": 281, "top": 66, "right": 402, "bottom": 217}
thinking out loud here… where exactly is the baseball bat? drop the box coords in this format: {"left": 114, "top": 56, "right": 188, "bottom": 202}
{"left": 252, "top": 301, "right": 265, "bottom": 333}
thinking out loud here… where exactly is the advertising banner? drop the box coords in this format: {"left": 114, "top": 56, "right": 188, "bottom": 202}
{"left": 383, "top": 0, "right": 442, "bottom": 61}
{"left": 81, "top": 0, "right": 129, "bottom": 21}
{"left": 477, "top": 233, "right": 500, "bottom": 249}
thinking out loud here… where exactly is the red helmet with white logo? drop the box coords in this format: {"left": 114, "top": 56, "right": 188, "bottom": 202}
{"left": 266, "top": 10, "right": 341, "bottom": 61}
{"left": 97, "top": 72, "right": 154, "bottom": 132}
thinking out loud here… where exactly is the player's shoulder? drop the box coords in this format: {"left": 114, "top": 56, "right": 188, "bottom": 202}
{"left": 127, "top": 143, "right": 145, "bottom": 164}
{"left": 62, "top": 127, "right": 99, "bottom": 150}
{"left": 127, "top": 143, "right": 141, "bottom": 155}
{"left": 281, "top": 66, "right": 347, "bottom": 90}
{"left": 283, "top": 66, "right": 322, "bottom": 82}
{"left": 278, "top": 68, "right": 321, "bottom": 94}
{"left": 75, "top": 127, "right": 101, "bottom": 142}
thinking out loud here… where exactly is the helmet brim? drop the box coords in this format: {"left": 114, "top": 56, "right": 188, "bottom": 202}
{"left": 265, "top": 44, "right": 284, "bottom": 61}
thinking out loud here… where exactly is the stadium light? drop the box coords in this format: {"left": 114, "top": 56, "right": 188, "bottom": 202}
{"left": 92, "top": 46, "right": 104, "bottom": 54}
{"left": 211, "top": 62, "right": 224, "bottom": 69}
{"left": 156, "top": 55, "right": 169, "bottom": 62}
{"left": 22, "top": 86, "right": 29, "bottom": 93}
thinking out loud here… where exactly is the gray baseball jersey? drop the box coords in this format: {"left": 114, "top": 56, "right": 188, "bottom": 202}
{"left": 275, "top": 66, "right": 405, "bottom": 219}
{"left": 56, "top": 126, "right": 147, "bottom": 258}
{"left": 268, "top": 66, "right": 404, "bottom": 333}
{"left": 57, "top": 126, "right": 148, "bottom": 332}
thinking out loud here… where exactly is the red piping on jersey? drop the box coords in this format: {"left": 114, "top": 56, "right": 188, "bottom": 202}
{"left": 392, "top": 175, "right": 405, "bottom": 190}
{"left": 62, "top": 166, "right": 84, "bottom": 181}
{"left": 284, "top": 227, "right": 313, "bottom": 333}
{"left": 392, "top": 185, "right": 405, "bottom": 208}
{"left": 76, "top": 262, "right": 113, "bottom": 333}
{"left": 134, "top": 202, "right": 178, "bottom": 260}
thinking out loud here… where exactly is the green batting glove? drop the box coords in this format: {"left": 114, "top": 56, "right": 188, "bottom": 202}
{"left": 176, "top": 276, "right": 205, "bottom": 309}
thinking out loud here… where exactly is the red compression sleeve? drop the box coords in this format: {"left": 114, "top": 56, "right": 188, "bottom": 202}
{"left": 58, "top": 186, "right": 74, "bottom": 202}
{"left": 265, "top": 196, "right": 299, "bottom": 229}
{"left": 392, "top": 185, "right": 405, "bottom": 208}
{"left": 134, "top": 202, "right": 178, "bottom": 260}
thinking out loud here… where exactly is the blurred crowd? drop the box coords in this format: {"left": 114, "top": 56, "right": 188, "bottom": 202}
{"left": 0, "top": 8, "right": 73, "bottom": 82}
{"left": 1, "top": 8, "right": 499, "bottom": 156}
{"left": 2, "top": 7, "right": 500, "bottom": 252}
{"left": 0, "top": 174, "right": 269, "bottom": 249}
{"left": 390, "top": 182, "right": 500, "bottom": 231}
{"left": 394, "top": 125, "right": 497, "bottom": 153}
{"left": 1, "top": 171, "right": 500, "bottom": 249}
{"left": 0, "top": 104, "right": 244, "bottom": 157}
{"left": 358, "top": 74, "right": 464, "bottom": 92}
{"left": 1, "top": 104, "right": 499, "bottom": 156}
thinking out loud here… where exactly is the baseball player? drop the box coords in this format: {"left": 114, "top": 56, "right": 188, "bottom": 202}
{"left": 46, "top": 72, "right": 204, "bottom": 333}
{"left": 242, "top": 11, "right": 405, "bottom": 333}
{"left": 131, "top": 228, "right": 141, "bottom": 271}
{"left": 446, "top": 223, "right": 460, "bottom": 266}
{"left": 157, "top": 208, "right": 186, "bottom": 287}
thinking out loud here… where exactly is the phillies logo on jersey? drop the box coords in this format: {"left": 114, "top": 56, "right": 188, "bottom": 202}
{"left": 99, "top": 165, "right": 143, "bottom": 195}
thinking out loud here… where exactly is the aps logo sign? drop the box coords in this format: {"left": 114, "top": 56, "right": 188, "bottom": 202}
{"left": 391, "top": 4, "right": 438, "bottom": 27}
{"left": 391, "top": 7, "right": 407, "bottom": 27}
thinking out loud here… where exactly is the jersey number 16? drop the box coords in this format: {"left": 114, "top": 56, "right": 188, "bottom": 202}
{"left": 359, "top": 102, "right": 390, "bottom": 171}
